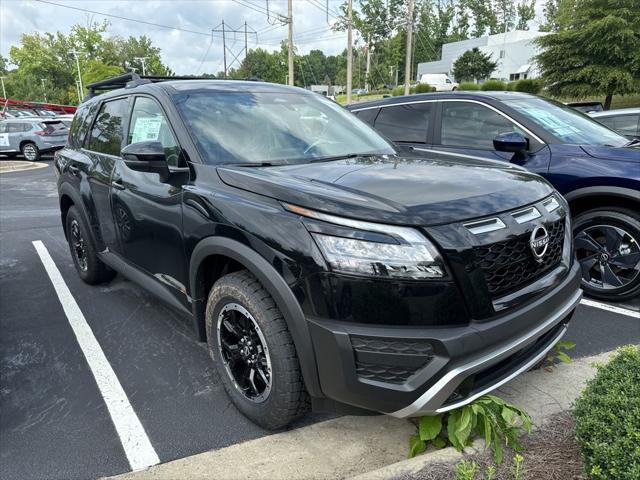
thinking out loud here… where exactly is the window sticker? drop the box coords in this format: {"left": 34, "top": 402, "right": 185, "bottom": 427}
{"left": 131, "top": 116, "right": 163, "bottom": 143}
{"left": 516, "top": 107, "right": 580, "bottom": 138}
{"left": 0, "top": 133, "right": 9, "bottom": 147}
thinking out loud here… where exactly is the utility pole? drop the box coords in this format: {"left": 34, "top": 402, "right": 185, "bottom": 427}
{"left": 346, "top": 0, "right": 353, "bottom": 103}
{"left": 69, "top": 49, "right": 84, "bottom": 100}
{"left": 244, "top": 22, "right": 248, "bottom": 60}
{"left": 404, "top": 0, "right": 415, "bottom": 95}
{"left": 222, "top": 21, "right": 228, "bottom": 78}
{"left": 41, "top": 78, "right": 47, "bottom": 103}
{"left": 365, "top": 36, "right": 371, "bottom": 92}
{"left": 287, "top": 0, "right": 294, "bottom": 86}
{"left": 75, "top": 80, "right": 82, "bottom": 104}
{"left": 0, "top": 76, "right": 6, "bottom": 99}
{"left": 134, "top": 57, "right": 149, "bottom": 75}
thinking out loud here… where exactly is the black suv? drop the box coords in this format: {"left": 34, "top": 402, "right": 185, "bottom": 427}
{"left": 56, "top": 74, "right": 581, "bottom": 429}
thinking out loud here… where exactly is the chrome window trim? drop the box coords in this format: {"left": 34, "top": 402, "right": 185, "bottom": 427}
{"left": 350, "top": 98, "right": 544, "bottom": 145}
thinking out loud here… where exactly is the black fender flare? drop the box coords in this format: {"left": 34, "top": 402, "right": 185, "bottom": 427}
{"left": 564, "top": 186, "right": 640, "bottom": 205}
{"left": 189, "top": 236, "right": 322, "bottom": 397}
{"left": 58, "top": 181, "right": 97, "bottom": 244}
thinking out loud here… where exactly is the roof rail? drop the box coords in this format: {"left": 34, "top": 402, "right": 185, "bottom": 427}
{"left": 84, "top": 73, "right": 265, "bottom": 101}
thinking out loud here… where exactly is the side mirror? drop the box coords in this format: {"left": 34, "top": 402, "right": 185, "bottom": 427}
{"left": 493, "top": 132, "right": 529, "bottom": 161}
{"left": 121, "top": 141, "right": 169, "bottom": 182}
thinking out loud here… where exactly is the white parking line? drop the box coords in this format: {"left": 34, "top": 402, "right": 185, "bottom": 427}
{"left": 32, "top": 240, "right": 160, "bottom": 471}
{"left": 580, "top": 298, "right": 640, "bottom": 319}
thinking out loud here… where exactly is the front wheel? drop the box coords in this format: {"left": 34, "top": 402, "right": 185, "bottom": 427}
{"left": 573, "top": 207, "right": 640, "bottom": 302}
{"left": 21, "top": 142, "right": 40, "bottom": 161}
{"left": 206, "top": 270, "right": 308, "bottom": 429}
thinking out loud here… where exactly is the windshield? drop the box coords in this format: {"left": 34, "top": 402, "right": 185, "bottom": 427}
{"left": 173, "top": 91, "right": 394, "bottom": 165}
{"left": 504, "top": 97, "right": 628, "bottom": 147}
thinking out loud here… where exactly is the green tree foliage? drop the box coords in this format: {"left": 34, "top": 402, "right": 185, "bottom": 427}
{"left": 5, "top": 20, "right": 171, "bottom": 104}
{"left": 515, "top": 0, "right": 536, "bottom": 30}
{"left": 452, "top": 47, "right": 498, "bottom": 82}
{"left": 535, "top": 0, "right": 640, "bottom": 109}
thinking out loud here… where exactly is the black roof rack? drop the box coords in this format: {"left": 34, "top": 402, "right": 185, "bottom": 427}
{"left": 84, "top": 73, "right": 264, "bottom": 101}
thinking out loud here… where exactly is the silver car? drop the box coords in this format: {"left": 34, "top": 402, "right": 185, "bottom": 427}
{"left": 589, "top": 107, "right": 640, "bottom": 140}
{"left": 0, "top": 118, "right": 68, "bottom": 161}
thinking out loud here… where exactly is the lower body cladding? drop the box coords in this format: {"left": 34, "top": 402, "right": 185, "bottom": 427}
{"left": 307, "top": 261, "right": 582, "bottom": 417}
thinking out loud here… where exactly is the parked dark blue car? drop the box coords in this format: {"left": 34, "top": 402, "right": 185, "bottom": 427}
{"left": 348, "top": 92, "right": 640, "bottom": 301}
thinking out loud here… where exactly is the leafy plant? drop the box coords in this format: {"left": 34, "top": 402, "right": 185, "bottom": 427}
{"left": 391, "top": 86, "right": 406, "bottom": 96}
{"left": 511, "top": 454, "right": 526, "bottom": 480}
{"left": 408, "top": 395, "right": 532, "bottom": 464}
{"left": 574, "top": 345, "right": 640, "bottom": 480}
{"left": 458, "top": 82, "right": 480, "bottom": 91}
{"left": 414, "top": 82, "right": 434, "bottom": 93}
{"left": 455, "top": 459, "right": 479, "bottom": 480}
{"left": 480, "top": 80, "right": 508, "bottom": 91}
{"left": 512, "top": 78, "right": 543, "bottom": 95}
{"left": 541, "top": 340, "right": 575, "bottom": 372}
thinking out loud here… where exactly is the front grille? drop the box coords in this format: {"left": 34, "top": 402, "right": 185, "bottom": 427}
{"left": 474, "top": 219, "right": 564, "bottom": 298}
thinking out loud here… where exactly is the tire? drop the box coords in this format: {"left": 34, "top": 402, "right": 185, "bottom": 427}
{"left": 21, "top": 142, "right": 40, "bottom": 162}
{"left": 65, "top": 206, "right": 116, "bottom": 284}
{"left": 206, "top": 270, "right": 308, "bottom": 429}
{"left": 573, "top": 207, "right": 640, "bottom": 302}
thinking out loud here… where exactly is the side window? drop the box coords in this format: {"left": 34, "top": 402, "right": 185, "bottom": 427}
{"left": 353, "top": 108, "right": 379, "bottom": 126}
{"left": 127, "top": 96, "right": 180, "bottom": 166}
{"left": 599, "top": 115, "right": 640, "bottom": 137}
{"left": 88, "top": 98, "right": 129, "bottom": 156}
{"left": 440, "top": 102, "right": 525, "bottom": 149}
{"left": 70, "top": 103, "right": 99, "bottom": 149}
{"left": 0, "top": 123, "right": 7, "bottom": 133}
{"left": 374, "top": 103, "right": 432, "bottom": 143}
{"left": 7, "top": 123, "right": 24, "bottom": 133}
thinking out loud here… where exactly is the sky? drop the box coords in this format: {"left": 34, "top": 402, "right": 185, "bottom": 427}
{"left": 1, "top": 0, "right": 546, "bottom": 76}
{"left": 1, "top": 0, "right": 351, "bottom": 75}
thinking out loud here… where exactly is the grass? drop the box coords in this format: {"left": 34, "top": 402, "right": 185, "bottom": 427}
{"left": 336, "top": 93, "right": 385, "bottom": 105}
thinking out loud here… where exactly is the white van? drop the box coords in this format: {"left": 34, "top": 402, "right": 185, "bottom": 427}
{"left": 419, "top": 74, "right": 459, "bottom": 92}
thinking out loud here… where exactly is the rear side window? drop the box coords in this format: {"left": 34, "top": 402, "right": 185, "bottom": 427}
{"left": 69, "top": 103, "right": 98, "bottom": 148}
{"left": 374, "top": 103, "right": 432, "bottom": 143}
{"left": 88, "top": 98, "right": 129, "bottom": 155}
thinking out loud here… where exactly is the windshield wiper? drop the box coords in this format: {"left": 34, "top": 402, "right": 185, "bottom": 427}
{"left": 623, "top": 138, "right": 640, "bottom": 147}
{"left": 308, "top": 153, "right": 370, "bottom": 163}
{"left": 227, "top": 161, "right": 287, "bottom": 167}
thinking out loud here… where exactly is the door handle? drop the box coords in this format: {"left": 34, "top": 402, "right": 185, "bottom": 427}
{"left": 111, "top": 179, "right": 125, "bottom": 190}
{"left": 68, "top": 165, "right": 79, "bottom": 175}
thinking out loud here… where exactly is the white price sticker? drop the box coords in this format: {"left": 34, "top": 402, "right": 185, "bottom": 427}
{"left": 131, "top": 117, "right": 163, "bottom": 144}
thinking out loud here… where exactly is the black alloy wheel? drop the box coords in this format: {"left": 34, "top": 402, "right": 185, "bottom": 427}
{"left": 70, "top": 219, "right": 88, "bottom": 272}
{"left": 217, "top": 302, "right": 272, "bottom": 403}
{"left": 574, "top": 207, "right": 640, "bottom": 301}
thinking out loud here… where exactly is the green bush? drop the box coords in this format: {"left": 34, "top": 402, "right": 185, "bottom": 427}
{"left": 512, "top": 78, "right": 543, "bottom": 95}
{"left": 458, "top": 82, "right": 480, "bottom": 91}
{"left": 414, "top": 82, "right": 434, "bottom": 93}
{"left": 391, "top": 86, "right": 406, "bottom": 96}
{"left": 573, "top": 345, "right": 640, "bottom": 480}
{"left": 481, "top": 80, "right": 508, "bottom": 91}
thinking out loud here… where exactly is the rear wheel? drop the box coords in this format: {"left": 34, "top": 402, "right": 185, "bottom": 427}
{"left": 573, "top": 207, "right": 640, "bottom": 302}
{"left": 65, "top": 206, "right": 116, "bottom": 284}
{"left": 206, "top": 270, "right": 308, "bottom": 429}
{"left": 21, "top": 142, "right": 40, "bottom": 161}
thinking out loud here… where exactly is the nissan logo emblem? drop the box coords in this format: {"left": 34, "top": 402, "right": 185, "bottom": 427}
{"left": 530, "top": 225, "right": 550, "bottom": 262}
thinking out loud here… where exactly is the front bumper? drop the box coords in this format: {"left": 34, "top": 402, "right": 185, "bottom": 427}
{"left": 307, "top": 260, "right": 582, "bottom": 416}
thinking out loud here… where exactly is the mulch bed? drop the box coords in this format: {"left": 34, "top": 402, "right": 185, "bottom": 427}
{"left": 401, "top": 411, "right": 586, "bottom": 480}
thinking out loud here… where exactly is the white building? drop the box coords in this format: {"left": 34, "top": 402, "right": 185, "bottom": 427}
{"left": 416, "top": 30, "right": 549, "bottom": 82}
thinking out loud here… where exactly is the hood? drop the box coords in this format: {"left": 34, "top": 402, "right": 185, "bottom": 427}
{"left": 581, "top": 145, "right": 640, "bottom": 163}
{"left": 217, "top": 154, "right": 554, "bottom": 226}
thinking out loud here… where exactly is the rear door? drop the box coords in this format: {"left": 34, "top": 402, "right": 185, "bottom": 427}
{"left": 372, "top": 102, "right": 435, "bottom": 149}
{"left": 428, "top": 100, "right": 551, "bottom": 176}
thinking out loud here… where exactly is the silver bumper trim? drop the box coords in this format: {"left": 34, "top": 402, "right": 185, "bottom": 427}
{"left": 389, "top": 288, "right": 582, "bottom": 418}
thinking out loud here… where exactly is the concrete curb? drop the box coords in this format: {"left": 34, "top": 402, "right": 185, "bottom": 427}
{"left": 108, "top": 351, "right": 613, "bottom": 480}
{"left": 0, "top": 161, "right": 48, "bottom": 173}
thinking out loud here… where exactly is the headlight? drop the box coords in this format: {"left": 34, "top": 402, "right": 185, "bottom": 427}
{"left": 283, "top": 203, "right": 446, "bottom": 280}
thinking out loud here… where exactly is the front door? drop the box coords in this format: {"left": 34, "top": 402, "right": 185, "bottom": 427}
{"left": 109, "top": 95, "right": 191, "bottom": 307}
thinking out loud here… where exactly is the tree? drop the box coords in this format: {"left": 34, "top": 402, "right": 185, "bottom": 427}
{"left": 115, "top": 35, "right": 173, "bottom": 76}
{"left": 535, "top": 0, "right": 640, "bottom": 109}
{"left": 493, "top": 0, "right": 516, "bottom": 33}
{"left": 515, "top": 0, "right": 536, "bottom": 30}
{"left": 452, "top": 47, "right": 498, "bottom": 82}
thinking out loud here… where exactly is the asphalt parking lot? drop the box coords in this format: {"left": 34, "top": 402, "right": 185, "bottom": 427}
{"left": 1, "top": 160, "right": 638, "bottom": 480}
